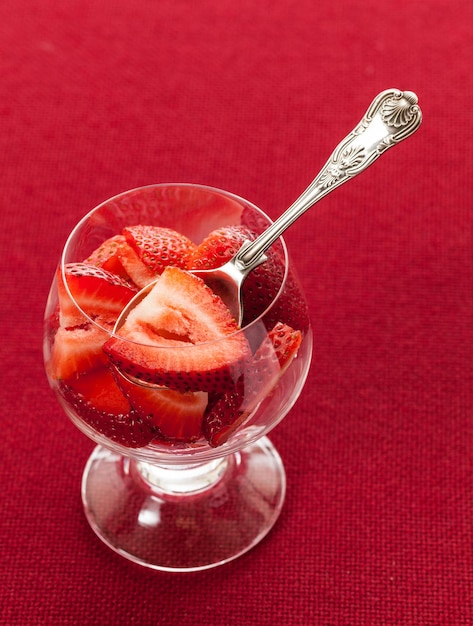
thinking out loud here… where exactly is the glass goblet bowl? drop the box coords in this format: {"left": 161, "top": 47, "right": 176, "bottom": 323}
{"left": 43, "top": 183, "right": 312, "bottom": 572}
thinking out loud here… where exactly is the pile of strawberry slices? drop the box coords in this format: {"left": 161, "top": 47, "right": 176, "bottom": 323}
{"left": 48, "top": 223, "right": 304, "bottom": 448}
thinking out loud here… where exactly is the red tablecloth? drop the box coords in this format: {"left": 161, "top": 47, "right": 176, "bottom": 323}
{"left": 2, "top": 0, "right": 473, "bottom": 624}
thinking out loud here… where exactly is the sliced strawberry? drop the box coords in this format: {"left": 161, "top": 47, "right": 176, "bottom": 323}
{"left": 114, "top": 241, "right": 158, "bottom": 288}
{"left": 114, "top": 370, "right": 208, "bottom": 442}
{"left": 60, "top": 368, "right": 158, "bottom": 448}
{"left": 86, "top": 234, "right": 128, "bottom": 275}
{"left": 51, "top": 321, "right": 111, "bottom": 380}
{"left": 202, "top": 379, "right": 249, "bottom": 448}
{"left": 202, "top": 322, "right": 302, "bottom": 446}
{"left": 267, "top": 322, "right": 302, "bottom": 372}
{"left": 66, "top": 367, "right": 130, "bottom": 413}
{"left": 52, "top": 264, "right": 137, "bottom": 380}
{"left": 57, "top": 263, "right": 137, "bottom": 326}
{"left": 189, "top": 224, "right": 309, "bottom": 331}
{"left": 240, "top": 338, "right": 281, "bottom": 411}
{"left": 103, "top": 266, "right": 250, "bottom": 393}
{"left": 57, "top": 268, "right": 85, "bottom": 328}
{"left": 188, "top": 225, "right": 249, "bottom": 270}
{"left": 188, "top": 225, "right": 284, "bottom": 326}
{"left": 241, "top": 322, "right": 302, "bottom": 413}
{"left": 123, "top": 225, "right": 197, "bottom": 275}
{"left": 86, "top": 235, "right": 158, "bottom": 289}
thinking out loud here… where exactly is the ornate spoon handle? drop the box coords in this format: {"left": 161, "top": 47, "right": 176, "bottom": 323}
{"left": 235, "top": 89, "right": 422, "bottom": 271}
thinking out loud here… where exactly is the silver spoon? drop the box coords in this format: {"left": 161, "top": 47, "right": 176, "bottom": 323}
{"left": 115, "top": 89, "right": 422, "bottom": 330}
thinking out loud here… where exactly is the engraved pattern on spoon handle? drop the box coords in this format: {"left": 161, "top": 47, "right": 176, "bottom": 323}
{"left": 236, "top": 89, "right": 422, "bottom": 272}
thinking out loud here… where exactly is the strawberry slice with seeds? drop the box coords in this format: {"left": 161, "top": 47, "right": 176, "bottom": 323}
{"left": 86, "top": 235, "right": 158, "bottom": 288}
{"left": 123, "top": 225, "right": 197, "bottom": 275}
{"left": 188, "top": 225, "right": 285, "bottom": 325}
{"left": 60, "top": 368, "right": 159, "bottom": 448}
{"left": 86, "top": 234, "right": 128, "bottom": 275}
{"left": 202, "top": 322, "right": 302, "bottom": 446}
{"left": 51, "top": 321, "right": 112, "bottom": 380}
{"left": 202, "top": 379, "right": 249, "bottom": 448}
{"left": 103, "top": 266, "right": 250, "bottom": 393}
{"left": 58, "top": 263, "right": 137, "bottom": 326}
{"left": 267, "top": 322, "right": 303, "bottom": 372}
{"left": 188, "top": 225, "right": 249, "bottom": 270}
{"left": 114, "top": 241, "right": 158, "bottom": 288}
{"left": 189, "top": 224, "right": 309, "bottom": 331}
{"left": 114, "top": 370, "right": 208, "bottom": 442}
{"left": 51, "top": 264, "right": 137, "bottom": 380}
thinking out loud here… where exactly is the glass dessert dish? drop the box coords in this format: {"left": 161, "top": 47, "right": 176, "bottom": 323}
{"left": 43, "top": 183, "right": 312, "bottom": 571}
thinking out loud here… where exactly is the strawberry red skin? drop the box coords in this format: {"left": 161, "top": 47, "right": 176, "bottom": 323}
{"left": 123, "top": 225, "right": 197, "bottom": 274}
{"left": 51, "top": 264, "right": 137, "bottom": 380}
{"left": 58, "top": 263, "right": 137, "bottom": 325}
{"left": 267, "top": 322, "right": 302, "bottom": 371}
{"left": 86, "top": 234, "right": 158, "bottom": 288}
{"left": 114, "top": 370, "right": 207, "bottom": 442}
{"left": 188, "top": 225, "right": 308, "bottom": 330}
{"left": 202, "top": 321, "right": 302, "bottom": 446}
{"left": 86, "top": 234, "right": 128, "bottom": 275}
{"left": 188, "top": 225, "right": 273, "bottom": 325}
{"left": 60, "top": 368, "right": 159, "bottom": 448}
{"left": 104, "top": 341, "right": 247, "bottom": 394}
{"left": 188, "top": 225, "right": 248, "bottom": 270}
{"left": 202, "top": 380, "right": 249, "bottom": 448}
{"left": 264, "top": 269, "right": 310, "bottom": 334}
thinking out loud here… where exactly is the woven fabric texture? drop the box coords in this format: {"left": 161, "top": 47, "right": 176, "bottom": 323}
{"left": 1, "top": 1, "right": 473, "bottom": 624}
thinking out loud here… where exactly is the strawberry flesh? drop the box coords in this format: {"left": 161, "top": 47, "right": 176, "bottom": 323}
{"left": 114, "top": 370, "right": 208, "bottom": 442}
{"left": 58, "top": 263, "right": 137, "bottom": 326}
{"left": 51, "top": 321, "right": 111, "bottom": 380}
{"left": 103, "top": 266, "right": 250, "bottom": 393}
{"left": 51, "top": 264, "right": 137, "bottom": 380}
{"left": 86, "top": 234, "right": 157, "bottom": 288}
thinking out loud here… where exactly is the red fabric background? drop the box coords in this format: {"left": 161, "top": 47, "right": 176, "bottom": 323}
{"left": 2, "top": 1, "right": 473, "bottom": 624}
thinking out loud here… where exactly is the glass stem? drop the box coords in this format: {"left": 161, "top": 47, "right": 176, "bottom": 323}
{"left": 128, "top": 455, "right": 233, "bottom": 496}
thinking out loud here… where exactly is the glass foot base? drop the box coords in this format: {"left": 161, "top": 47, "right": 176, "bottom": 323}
{"left": 81, "top": 437, "right": 286, "bottom": 572}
